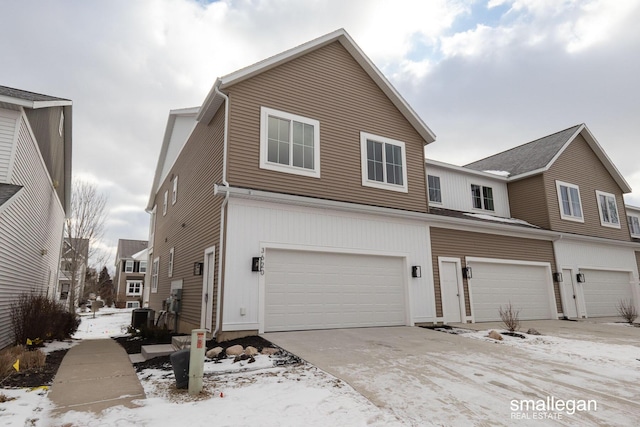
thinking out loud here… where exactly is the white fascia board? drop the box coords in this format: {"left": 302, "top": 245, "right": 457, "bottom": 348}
{"left": 555, "top": 232, "right": 640, "bottom": 249}
{"left": 214, "top": 185, "right": 560, "bottom": 240}
{"left": 626, "top": 204, "right": 640, "bottom": 214}
{"left": 0, "top": 95, "right": 72, "bottom": 109}
{"left": 426, "top": 158, "right": 509, "bottom": 181}
{"left": 578, "top": 125, "right": 632, "bottom": 193}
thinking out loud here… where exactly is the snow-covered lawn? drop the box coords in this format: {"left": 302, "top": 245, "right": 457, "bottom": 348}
{"left": 2, "top": 310, "right": 640, "bottom": 426}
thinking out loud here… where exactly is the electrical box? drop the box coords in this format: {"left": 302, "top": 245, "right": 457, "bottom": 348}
{"left": 167, "top": 288, "right": 182, "bottom": 313}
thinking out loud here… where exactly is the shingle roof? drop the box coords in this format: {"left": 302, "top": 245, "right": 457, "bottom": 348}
{"left": 0, "top": 85, "right": 70, "bottom": 103}
{"left": 116, "top": 239, "right": 148, "bottom": 260}
{"left": 0, "top": 184, "right": 22, "bottom": 208}
{"left": 428, "top": 207, "right": 541, "bottom": 229}
{"left": 465, "top": 125, "right": 582, "bottom": 176}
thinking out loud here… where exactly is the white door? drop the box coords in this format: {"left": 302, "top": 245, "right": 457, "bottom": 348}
{"left": 581, "top": 269, "right": 633, "bottom": 317}
{"left": 561, "top": 268, "right": 579, "bottom": 318}
{"left": 264, "top": 249, "right": 406, "bottom": 332}
{"left": 200, "top": 246, "right": 215, "bottom": 331}
{"left": 468, "top": 260, "right": 555, "bottom": 322}
{"left": 440, "top": 259, "right": 463, "bottom": 323}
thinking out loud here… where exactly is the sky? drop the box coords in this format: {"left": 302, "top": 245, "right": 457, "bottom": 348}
{"left": 3, "top": 0, "right": 640, "bottom": 267}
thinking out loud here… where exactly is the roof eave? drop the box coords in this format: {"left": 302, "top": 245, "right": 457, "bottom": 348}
{"left": 0, "top": 95, "right": 72, "bottom": 109}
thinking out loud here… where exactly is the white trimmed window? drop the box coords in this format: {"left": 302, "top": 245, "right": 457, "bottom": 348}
{"left": 428, "top": 175, "right": 441, "bottom": 203}
{"left": 140, "top": 261, "right": 147, "bottom": 273}
{"left": 556, "top": 181, "right": 583, "bottom": 222}
{"left": 126, "top": 280, "right": 143, "bottom": 296}
{"left": 163, "top": 191, "right": 168, "bottom": 216}
{"left": 471, "top": 184, "right": 494, "bottom": 211}
{"left": 172, "top": 176, "right": 178, "bottom": 205}
{"left": 168, "top": 247, "right": 174, "bottom": 278}
{"left": 628, "top": 215, "right": 640, "bottom": 237}
{"left": 126, "top": 301, "right": 140, "bottom": 309}
{"left": 360, "top": 132, "right": 408, "bottom": 193}
{"left": 151, "top": 257, "right": 159, "bottom": 293}
{"left": 260, "top": 107, "right": 320, "bottom": 178}
{"left": 125, "top": 260, "right": 134, "bottom": 273}
{"left": 149, "top": 205, "right": 157, "bottom": 245}
{"left": 596, "top": 191, "right": 620, "bottom": 228}
{"left": 59, "top": 110, "right": 64, "bottom": 136}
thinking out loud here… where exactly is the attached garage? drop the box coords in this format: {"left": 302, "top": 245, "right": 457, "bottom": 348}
{"left": 581, "top": 269, "right": 633, "bottom": 317}
{"left": 264, "top": 249, "right": 407, "bottom": 332}
{"left": 467, "top": 258, "right": 557, "bottom": 322}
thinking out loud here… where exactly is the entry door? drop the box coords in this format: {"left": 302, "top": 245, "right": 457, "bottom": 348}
{"left": 561, "top": 268, "right": 579, "bottom": 318}
{"left": 440, "top": 259, "right": 464, "bottom": 323}
{"left": 200, "top": 246, "right": 215, "bottom": 331}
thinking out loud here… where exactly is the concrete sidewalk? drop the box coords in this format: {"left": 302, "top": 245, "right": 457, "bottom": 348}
{"left": 49, "top": 339, "right": 145, "bottom": 414}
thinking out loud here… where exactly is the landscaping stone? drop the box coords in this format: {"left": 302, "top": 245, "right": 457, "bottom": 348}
{"left": 245, "top": 346, "right": 258, "bottom": 356}
{"left": 527, "top": 328, "right": 541, "bottom": 336}
{"left": 262, "top": 347, "right": 279, "bottom": 355}
{"left": 226, "top": 344, "right": 244, "bottom": 356}
{"left": 206, "top": 346, "right": 223, "bottom": 358}
{"left": 487, "top": 330, "right": 503, "bottom": 341}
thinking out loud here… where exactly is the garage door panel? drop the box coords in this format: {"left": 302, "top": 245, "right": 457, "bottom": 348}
{"left": 470, "top": 262, "right": 554, "bottom": 322}
{"left": 265, "top": 250, "right": 405, "bottom": 332}
{"left": 582, "top": 270, "right": 632, "bottom": 317}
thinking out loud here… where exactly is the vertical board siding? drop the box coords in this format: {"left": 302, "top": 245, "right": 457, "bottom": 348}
{"left": 430, "top": 227, "right": 560, "bottom": 318}
{"left": 0, "top": 114, "right": 64, "bottom": 349}
{"left": 508, "top": 175, "right": 551, "bottom": 229}
{"left": 149, "top": 107, "right": 224, "bottom": 333}
{"left": 0, "top": 110, "right": 19, "bottom": 182}
{"left": 226, "top": 41, "right": 429, "bottom": 213}
{"left": 555, "top": 239, "right": 638, "bottom": 273}
{"left": 545, "top": 136, "right": 631, "bottom": 241}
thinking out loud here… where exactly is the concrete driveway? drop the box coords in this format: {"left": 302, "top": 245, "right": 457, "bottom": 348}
{"left": 265, "top": 322, "right": 640, "bottom": 426}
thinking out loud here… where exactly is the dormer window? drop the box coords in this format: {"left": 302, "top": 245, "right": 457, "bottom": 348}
{"left": 428, "top": 175, "right": 441, "bottom": 203}
{"left": 628, "top": 215, "right": 640, "bottom": 237}
{"left": 471, "top": 184, "right": 494, "bottom": 211}
{"left": 596, "top": 191, "right": 620, "bottom": 228}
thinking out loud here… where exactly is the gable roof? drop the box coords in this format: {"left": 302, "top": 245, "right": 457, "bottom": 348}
{"left": 196, "top": 29, "right": 436, "bottom": 144}
{"left": 0, "top": 85, "right": 72, "bottom": 108}
{"left": 115, "top": 239, "right": 148, "bottom": 261}
{"left": 465, "top": 124, "right": 632, "bottom": 193}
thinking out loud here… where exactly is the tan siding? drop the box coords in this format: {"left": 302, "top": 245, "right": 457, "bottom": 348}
{"left": 545, "top": 135, "right": 631, "bottom": 241}
{"left": 149, "top": 107, "right": 225, "bottom": 333}
{"left": 226, "top": 41, "right": 428, "bottom": 213}
{"left": 508, "top": 175, "right": 550, "bottom": 229}
{"left": 430, "top": 227, "right": 560, "bottom": 318}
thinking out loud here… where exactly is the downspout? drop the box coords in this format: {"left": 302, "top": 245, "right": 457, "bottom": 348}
{"left": 213, "top": 84, "right": 229, "bottom": 339}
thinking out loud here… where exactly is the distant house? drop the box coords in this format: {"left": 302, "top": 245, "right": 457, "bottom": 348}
{"left": 114, "top": 239, "right": 148, "bottom": 308}
{"left": 57, "top": 237, "right": 89, "bottom": 310}
{"left": 0, "top": 86, "right": 72, "bottom": 349}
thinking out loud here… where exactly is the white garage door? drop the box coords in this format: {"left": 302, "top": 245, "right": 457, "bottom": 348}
{"left": 582, "top": 270, "right": 633, "bottom": 317}
{"left": 264, "top": 249, "right": 406, "bottom": 332}
{"left": 469, "top": 261, "right": 555, "bottom": 322}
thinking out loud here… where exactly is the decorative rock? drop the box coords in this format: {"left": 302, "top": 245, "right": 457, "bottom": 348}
{"left": 226, "top": 344, "right": 244, "bottom": 356}
{"left": 487, "top": 330, "right": 503, "bottom": 341}
{"left": 206, "top": 346, "right": 224, "bottom": 359}
{"left": 527, "top": 328, "right": 541, "bottom": 336}
{"left": 245, "top": 346, "right": 258, "bottom": 356}
{"left": 261, "top": 347, "right": 279, "bottom": 355}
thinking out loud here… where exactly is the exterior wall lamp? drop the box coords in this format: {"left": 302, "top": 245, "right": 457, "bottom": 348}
{"left": 462, "top": 267, "right": 472, "bottom": 279}
{"left": 576, "top": 273, "right": 586, "bottom": 283}
{"left": 193, "top": 262, "right": 203, "bottom": 276}
{"left": 553, "top": 272, "right": 563, "bottom": 282}
{"left": 411, "top": 266, "right": 421, "bottom": 278}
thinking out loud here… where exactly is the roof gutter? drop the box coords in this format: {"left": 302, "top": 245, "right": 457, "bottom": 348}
{"left": 212, "top": 84, "right": 229, "bottom": 340}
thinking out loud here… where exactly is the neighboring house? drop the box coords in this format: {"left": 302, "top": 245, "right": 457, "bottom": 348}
{"left": 57, "top": 237, "right": 89, "bottom": 310}
{"left": 0, "top": 86, "right": 72, "bottom": 349}
{"left": 114, "top": 239, "right": 148, "bottom": 308}
{"left": 146, "top": 30, "right": 640, "bottom": 340}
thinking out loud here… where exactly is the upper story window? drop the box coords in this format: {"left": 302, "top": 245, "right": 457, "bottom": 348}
{"left": 259, "top": 107, "right": 320, "bottom": 178}
{"left": 471, "top": 184, "right": 494, "bottom": 211}
{"left": 556, "top": 181, "right": 583, "bottom": 222}
{"left": 149, "top": 206, "right": 157, "bottom": 244}
{"left": 163, "top": 191, "right": 168, "bottom": 216}
{"left": 126, "top": 280, "right": 143, "bottom": 296}
{"left": 140, "top": 260, "right": 147, "bottom": 273}
{"left": 628, "top": 215, "right": 640, "bottom": 237}
{"left": 168, "top": 247, "right": 174, "bottom": 278}
{"left": 59, "top": 110, "right": 64, "bottom": 137}
{"left": 360, "top": 132, "right": 408, "bottom": 193}
{"left": 172, "top": 176, "right": 178, "bottom": 205}
{"left": 428, "top": 175, "right": 441, "bottom": 203}
{"left": 596, "top": 191, "right": 620, "bottom": 228}
{"left": 125, "top": 260, "right": 134, "bottom": 273}
{"left": 151, "top": 256, "right": 159, "bottom": 293}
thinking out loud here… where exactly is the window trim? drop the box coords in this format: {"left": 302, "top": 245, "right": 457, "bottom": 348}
{"left": 556, "top": 180, "right": 584, "bottom": 223}
{"left": 595, "top": 190, "right": 621, "bottom": 228}
{"left": 360, "top": 132, "right": 408, "bottom": 193}
{"left": 427, "top": 175, "right": 442, "bottom": 204}
{"left": 628, "top": 214, "right": 640, "bottom": 237}
{"left": 151, "top": 256, "right": 159, "bottom": 293}
{"left": 139, "top": 260, "right": 147, "bottom": 273}
{"left": 126, "top": 280, "right": 143, "bottom": 296}
{"left": 259, "top": 107, "right": 321, "bottom": 178}
{"left": 125, "top": 260, "right": 134, "bottom": 273}
{"left": 168, "top": 247, "right": 174, "bottom": 278}
{"left": 470, "top": 183, "right": 495, "bottom": 211}
{"left": 172, "top": 176, "right": 178, "bottom": 205}
{"left": 163, "top": 191, "right": 168, "bottom": 216}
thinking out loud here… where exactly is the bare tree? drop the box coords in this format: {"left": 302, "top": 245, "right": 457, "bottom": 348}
{"left": 64, "top": 180, "right": 108, "bottom": 313}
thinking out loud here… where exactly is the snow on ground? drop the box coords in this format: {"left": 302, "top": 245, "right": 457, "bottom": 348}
{"left": 73, "top": 307, "right": 133, "bottom": 339}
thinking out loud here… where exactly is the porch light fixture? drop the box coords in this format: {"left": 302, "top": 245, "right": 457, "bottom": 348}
{"left": 193, "top": 262, "right": 203, "bottom": 276}
{"left": 251, "top": 257, "right": 261, "bottom": 272}
{"left": 553, "top": 272, "right": 563, "bottom": 282}
{"left": 411, "top": 266, "right": 421, "bottom": 278}
{"left": 462, "top": 266, "right": 472, "bottom": 279}
{"left": 576, "top": 273, "right": 586, "bottom": 283}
